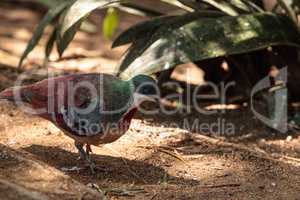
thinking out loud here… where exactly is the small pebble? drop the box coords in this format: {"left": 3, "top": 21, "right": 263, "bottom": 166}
{"left": 271, "top": 182, "right": 276, "bottom": 187}
{"left": 258, "top": 185, "right": 265, "bottom": 190}
{"left": 45, "top": 131, "right": 52, "bottom": 135}
{"left": 286, "top": 135, "right": 292, "bottom": 142}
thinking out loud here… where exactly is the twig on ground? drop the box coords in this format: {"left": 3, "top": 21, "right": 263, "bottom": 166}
{"left": 201, "top": 183, "right": 241, "bottom": 188}
{"left": 150, "top": 193, "right": 158, "bottom": 200}
{"left": 190, "top": 134, "right": 299, "bottom": 165}
{"left": 157, "top": 147, "right": 189, "bottom": 166}
{"left": 137, "top": 145, "right": 189, "bottom": 165}
{"left": 104, "top": 187, "right": 146, "bottom": 197}
{"left": 282, "top": 155, "right": 300, "bottom": 163}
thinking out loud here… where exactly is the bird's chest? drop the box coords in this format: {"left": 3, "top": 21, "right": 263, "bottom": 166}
{"left": 52, "top": 107, "right": 138, "bottom": 145}
{"left": 99, "top": 107, "right": 138, "bottom": 144}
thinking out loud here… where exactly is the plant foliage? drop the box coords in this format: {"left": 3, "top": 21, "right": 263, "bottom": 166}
{"left": 116, "top": 0, "right": 300, "bottom": 79}
{"left": 20, "top": 0, "right": 300, "bottom": 79}
{"left": 117, "top": 13, "right": 300, "bottom": 79}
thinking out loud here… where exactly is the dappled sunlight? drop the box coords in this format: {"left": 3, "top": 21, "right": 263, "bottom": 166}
{"left": 0, "top": 0, "right": 300, "bottom": 199}
{"left": 171, "top": 63, "right": 205, "bottom": 86}
{"left": 204, "top": 104, "right": 241, "bottom": 110}
{"left": 0, "top": 144, "right": 101, "bottom": 199}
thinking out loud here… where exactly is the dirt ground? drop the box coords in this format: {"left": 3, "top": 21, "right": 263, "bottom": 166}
{"left": 0, "top": 2, "right": 299, "bottom": 200}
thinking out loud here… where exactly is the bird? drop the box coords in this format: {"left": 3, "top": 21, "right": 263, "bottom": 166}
{"left": 0, "top": 73, "right": 158, "bottom": 173}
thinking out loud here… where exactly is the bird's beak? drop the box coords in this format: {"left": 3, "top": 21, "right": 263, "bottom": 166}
{"left": 133, "top": 93, "right": 159, "bottom": 106}
{"left": 145, "top": 95, "right": 158, "bottom": 103}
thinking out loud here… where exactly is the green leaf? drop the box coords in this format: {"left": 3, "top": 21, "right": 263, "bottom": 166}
{"left": 179, "top": 0, "right": 252, "bottom": 13}
{"left": 18, "top": 1, "right": 72, "bottom": 68}
{"left": 118, "top": 3, "right": 162, "bottom": 17}
{"left": 112, "top": 12, "right": 224, "bottom": 48}
{"left": 43, "top": 28, "right": 57, "bottom": 67}
{"left": 56, "top": 15, "right": 84, "bottom": 57}
{"left": 112, "top": 15, "right": 177, "bottom": 48}
{"left": 160, "top": 0, "right": 194, "bottom": 11}
{"left": 60, "top": 0, "right": 119, "bottom": 37}
{"left": 35, "top": 0, "right": 73, "bottom": 8}
{"left": 116, "top": 12, "right": 227, "bottom": 74}
{"left": 200, "top": 0, "right": 239, "bottom": 16}
{"left": 45, "top": 28, "right": 57, "bottom": 61}
{"left": 103, "top": 7, "right": 120, "bottom": 39}
{"left": 118, "top": 13, "right": 300, "bottom": 79}
{"left": 34, "top": 0, "right": 61, "bottom": 8}
{"left": 116, "top": 37, "right": 151, "bottom": 77}
{"left": 177, "top": 0, "right": 207, "bottom": 10}
{"left": 115, "top": 12, "right": 213, "bottom": 71}
{"left": 228, "top": 0, "right": 251, "bottom": 12}
{"left": 243, "top": 1, "right": 264, "bottom": 13}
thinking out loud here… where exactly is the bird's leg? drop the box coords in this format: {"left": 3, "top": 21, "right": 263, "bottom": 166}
{"left": 85, "top": 144, "right": 96, "bottom": 173}
{"left": 86, "top": 144, "right": 93, "bottom": 158}
{"left": 75, "top": 142, "right": 88, "bottom": 160}
{"left": 75, "top": 142, "right": 95, "bottom": 174}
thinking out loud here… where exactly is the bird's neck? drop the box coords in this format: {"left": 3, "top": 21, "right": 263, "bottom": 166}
{"left": 118, "top": 107, "right": 138, "bottom": 132}
{"left": 123, "top": 107, "right": 138, "bottom": 123}
{"left": 133, "top": 93, "right": 150, "bottom": 107}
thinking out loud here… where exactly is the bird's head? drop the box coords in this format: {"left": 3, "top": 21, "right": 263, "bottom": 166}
{"left": 130, "top": 74, "right": 159, "bottom": 106}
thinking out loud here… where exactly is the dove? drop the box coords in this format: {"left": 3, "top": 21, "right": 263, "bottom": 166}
{"left": 0, "top": 73, "right": 158, "bottom": 173}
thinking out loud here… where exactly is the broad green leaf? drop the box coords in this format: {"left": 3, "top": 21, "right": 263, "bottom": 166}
{"left": 243, "top": 1, "right": 264, "bottom": 12}
{"left": 118, "top": 13, "right": 300, "bottom": 79}
{"left": 103, "top": 7, "right": 119, "bottom": 39}
{"left": 228, "top": 0, "right": 251, "bottom": 12}
{"left": 160, "top": 0, "right": 194, "bottom": 11}
{"left": 56, "top": 14, "right": 84, "bottom": 57}
{"left": 200, "top": 0, "right": 239, "bottom": 16}
{"left": 34, "top": 0, "right": 72, "bottom": 8}
{"left": 179, "top": 0, "right": 251, "bottom": 13}
{"left": 45, "top": 28, "right": 57, "bottom": 61}
{"left": 118, "top": 3, "right": 163, "bottom": 17}
{"left": 116, "top": 37, "right": 154, "bottom": 77}
{"left": 60, "top": 0, "right": 119, "bottom": 37}
{"left": 43, "top": 28, "right": 56, "bottom": 67}
{"left": 57, "top": 21, "right": 83, "bottom": 57}
{"left": 112, "top": 12, "right": 224, "bottom": 48}
{"left": 34, "top": 0, "right": 59, "bottom": 8}
{"left": 178, "top": 0, "right": 207, "bottom": 10}
{"left": 116, "top": 12, "right": 227, "bottom": 73}
{"left": 112, "top": 15, "right": 177, "bottom": 48}
{"left": 18, "top": 1, "right": 72, "bottom": 68}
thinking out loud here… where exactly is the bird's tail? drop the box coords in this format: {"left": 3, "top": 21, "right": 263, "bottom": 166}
{"left": 0, "top": 87, "right": 20, "bottom": 101}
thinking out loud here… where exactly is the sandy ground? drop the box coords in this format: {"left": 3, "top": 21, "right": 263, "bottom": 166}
{"left": 0, "top": 2, "right": 300, "bottom": 200}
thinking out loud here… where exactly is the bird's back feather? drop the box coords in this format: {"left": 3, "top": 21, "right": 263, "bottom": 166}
{"left": 0, "top": 73, "right": 136, "bottom": 138}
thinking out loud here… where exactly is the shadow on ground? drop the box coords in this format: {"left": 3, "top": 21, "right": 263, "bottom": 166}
{"left": 23, "top": 145, "right": 199, "bottom": 186}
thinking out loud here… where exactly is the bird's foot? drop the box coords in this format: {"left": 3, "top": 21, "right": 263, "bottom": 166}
{"left": 85, "top": 158, "right": 96, "bottom": 174}
{"left": 86, "top": 144, "right": 93, "bottom": 155}
{"left": 77, "top": 149, "right": 88, "bottom": 161}
{"left": 75, "top": 142, "right": 97, "bottom": 174}
{"left": 83, "top": 164, "right": 112, "bottom": 174}
{"left": 60, "top": 166, "right": 84, "bottom": 172}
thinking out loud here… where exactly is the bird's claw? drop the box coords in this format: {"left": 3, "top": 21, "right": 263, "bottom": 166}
{"left": 84, "top": 164, "right": 111, "bottom": 174}
{"left": 85, "top": 158, "right": 96, "bottom": 174}
{"left": 75, "top": 142, "right": 97, "bottom": 174}
{"left": 60, "top": 166, "right": 84, "bottom": 172}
